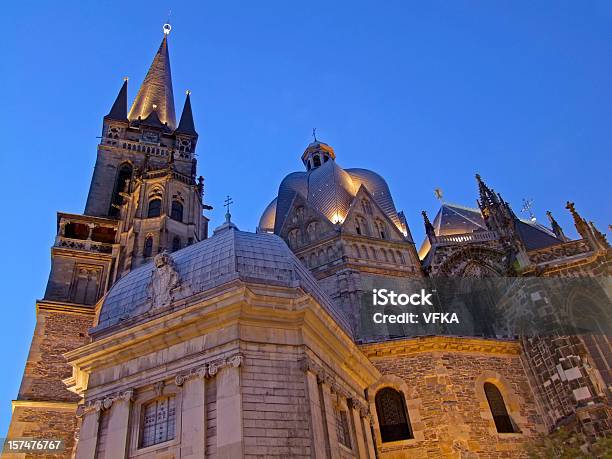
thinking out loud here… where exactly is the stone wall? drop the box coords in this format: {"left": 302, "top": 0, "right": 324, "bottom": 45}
{"left": 362, "top": 338, "right": 544, "bottom": 458}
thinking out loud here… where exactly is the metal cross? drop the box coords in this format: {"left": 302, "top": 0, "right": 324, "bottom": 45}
{"left": 521, "top": 198, "right": 536, "bottom": 222}
{"left": 434, "top": 188, "right": 444, "bottom": 201}
{"left": 312, "top": 128, "right": 317, "bottom": 142}
{"left": 224, "top": 195, "right": 234, "bottom": 214}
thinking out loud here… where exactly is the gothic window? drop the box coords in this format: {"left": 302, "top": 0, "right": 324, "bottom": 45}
{"left": 140, "top": 396, "right": 176, "bottom": 448}
{"left": 484, "top": 383, "right": 517, "bottom": 433}
{"left": 355, "top": 221, "right": 362, "bottom": 235}
{"left": 171, "top": 201, "right": 183, "bottom": 222}
{"left": 288, "top": 229, "right": 301, "bottom": 248}
{"left": 335, "top": 409, "right": 352, "bottom": 449}
{"left": 307, "top": 221, "right": 318, "bottom": 242}
{"left": 361, "top": 199, "right": 372, "bottom": 215}
{"left": 353, "top": 244, "right": 361, "bottom": 258}
{"left": 381, "top": 248, "right": 389, "bottom": 262}
{"left": 309, "top": 253, "right": 317, "bottom": 268}
{"left": 361, "top": 245, "right": 368, "bottom": 259}
{"left": 72, "top": 267, "right": 100, "bottom": 305}
{"left": 318, "top": 250, "right": 326, "bottom": 265}
{"left": 143, "top": 236, "right": 153, "bottom": 258}
{"left": 172, "top": 236, "right": 181, "bottom": 252}
{"left": 327, "top": 246, "right": 334, "bottom": 262}
{"left": 396, "top": 251, "right": 405, "bottom": 264}
{"left": 313, "top": 155, "right": 321, "bottom": 168}
{"left": 375, "top": 219, "right": 387, "bottom": 239}
{"left": 375, "top": 387, "right": 413, "bottom": 442}
{"left": 109, "top": 163, "right": 133, "bottom": 218}
{"left": 148, "top": 199, "right": 162, "bottom": 218}
{"left": 389, "top": 250, "right": 396, "bottom": 263}
{"left": 370, "top": 247, "right": 378, "bottom": 259}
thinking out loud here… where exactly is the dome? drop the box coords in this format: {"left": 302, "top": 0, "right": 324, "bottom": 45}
{"left": 92, "top": 225, "right": 350, "bottom": 337}
{"left": 266, "top": 162, "right": 402, "bottom": 233}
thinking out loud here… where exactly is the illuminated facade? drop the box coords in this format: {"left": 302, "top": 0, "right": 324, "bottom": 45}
{"left": 6, "top": 25, "right": 611, "bottom": 459}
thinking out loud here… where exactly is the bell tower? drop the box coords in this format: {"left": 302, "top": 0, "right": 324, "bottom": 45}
{"left": 7, "top": 24, "right": 210, "bottom": 454}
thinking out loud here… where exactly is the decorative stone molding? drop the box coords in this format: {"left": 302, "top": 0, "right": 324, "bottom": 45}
{"left": 77, "top": 389, "right": 134, "bottom": 417}
{"left": 360, "top": 336, "right": 521, "bottom": 358}
{"left": 174, "top": 353, "right": 243, "bottom": 384}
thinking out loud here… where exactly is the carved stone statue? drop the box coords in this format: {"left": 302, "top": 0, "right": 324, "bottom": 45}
{"left": 148, "top": 251, "right": 180, "bottom": 309}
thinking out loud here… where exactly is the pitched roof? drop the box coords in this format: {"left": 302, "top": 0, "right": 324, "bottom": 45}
{"left": 176, "top": 92, "right": 197, "bottom": 135}
{"left": 105, "top": 79, "right": 128, "bottom": 121}
{"left": 128, "top": 35, "right": 176, "bottom": 129}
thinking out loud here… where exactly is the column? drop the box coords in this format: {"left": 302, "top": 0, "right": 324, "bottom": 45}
{"left": 320, "top": 381, "right": 340, "bottom": 459}
{"left": 305, "top": 371, "right": 327, "bottom": 458}
{"left": 215, "top": 356, "right": 243, "bottom": 459}
{"left": 103, "top": 390, "right": 133, "bottom": 459}
{"left": 363, "top": 416, "right": 376, "bottom": 459}
{"left": 349, "top": 400, "right": 367, "bottom": 459}
{"left": 179, "top": 370, "right": 206, "bottom": 458}
{"left": 75, "top": 403, "right": 101, "bottom": 459}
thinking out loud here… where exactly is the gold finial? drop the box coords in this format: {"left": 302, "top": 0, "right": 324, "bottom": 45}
{"left": 123, "top": 76, "right": 129, "bottom": 82}
{"left": 186, "top": 89, "right": 191, "bottom": 96}
{"left": 163, "top": 23, "right": 172, "bottom": 35}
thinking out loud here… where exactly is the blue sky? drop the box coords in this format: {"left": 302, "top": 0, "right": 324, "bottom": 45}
{"left": 1, "top": 0, "right": 611, "bottom": 436}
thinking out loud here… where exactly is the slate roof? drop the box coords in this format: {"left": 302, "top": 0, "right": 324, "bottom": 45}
{"left": 93, "top": 225, "right": 351, "bottom": 337}
{"left": 262, "top": 161, "right": 402, "bottom": 233}
{"left": 128, "top": 35, "right": 177, "bottom": 130}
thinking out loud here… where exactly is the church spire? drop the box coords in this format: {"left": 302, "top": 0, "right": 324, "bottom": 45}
{"left": 105, "top": 78, "right": 128, "bottom": 121}
{"left": 421, "top": 210, "right": 435, "bottom": 238}
{"left": 128, "top": 25, "right": 176, "bottom": 129}
{"left": 546, "top": 210, "right": 568, "bottom": 241}
{"left": 176, "top": 90, "right": 197, "bottom": 135}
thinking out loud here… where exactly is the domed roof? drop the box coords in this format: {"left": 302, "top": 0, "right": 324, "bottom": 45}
{"left": 263, "top": 153, "right": 402, "bottom": 234}
{"left": 92, "top": 225, "right": 350, "bottom": 337}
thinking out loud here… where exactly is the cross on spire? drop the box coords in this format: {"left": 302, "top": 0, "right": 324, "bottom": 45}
{"left": 312, "top": 128, "right": 317, "bottom": 142}
{"left": 224, "top": 195, "right": 234, "bottom": 223}
{"left": 521, "top": 198, "right": 536, "bottom": 222}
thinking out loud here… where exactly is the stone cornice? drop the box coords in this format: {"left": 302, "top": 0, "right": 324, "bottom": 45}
{"left": 37, "top": 300, "right": 96, "bottom": 316}
{"left": 360, "top": 336, "right": 521, "bottom": 358}
{"left": 11, "top": 400, "right": 78, "bottom": 413}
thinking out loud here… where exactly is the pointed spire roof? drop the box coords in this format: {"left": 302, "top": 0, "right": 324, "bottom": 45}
{"left": 128, "top": 33, "right": 176, "bottom": 129}
{"left": 176, "top": 91, "right": 197, "bottom": 135}
{"left": 105, "top": 79, "right": 128, "bottom": 121}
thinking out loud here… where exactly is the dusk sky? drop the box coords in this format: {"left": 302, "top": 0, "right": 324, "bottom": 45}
{"left": 2, "top": 0, "right": 611, "bottom": 435}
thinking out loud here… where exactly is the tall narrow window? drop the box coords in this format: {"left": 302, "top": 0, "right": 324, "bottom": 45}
{"left": 484, "top": 383, "right": 517, "bottom": 433}
{"left": 109, "top": 163, "right": 133, "bottom": 217}
{"left": 172, "top": 236, "right": 181, "bottom": 252}
{"left": 140, "top": 396, "right": 176, "bottom": 448}
{"left": 336, "top": 409, "right": 352, "bottom": 449}
{"left": 171, "top": 201, "right": 183, "bottom": 222}
{"left": 313, "top": 155, "right": 321, "bottom": 168}
{"left": 375, "top": 387, "right": 413, "bottom": 442}
{"left": 148, "top": 199, "right": 162, "bottom": 218}
{"left": 143, "top": 236, "right": 153, "bottom": 258}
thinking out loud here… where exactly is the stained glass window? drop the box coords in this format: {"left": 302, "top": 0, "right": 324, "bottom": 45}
{"left": 140, "top": 396, "right": 176, "bottom": 448}
{"left": 375, "top": 387, "right": 412, "bottom": 442}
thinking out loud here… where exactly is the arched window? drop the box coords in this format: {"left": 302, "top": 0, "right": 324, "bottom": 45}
{"left": 375, "top": 388, "right": 412, "bottom": 442}
{"left": 172, "top": 236, "right": 181, "bottom": 252}
{"left": 171, "top": 201, "right": 183, "bottom": 222}
{"left": 323, "top": 154, "right": 329, "bottom": 163}
{"left": 143, "top": 236, "right": 153, "bottom": 258}
{"left": 313, "top": 155, "right": 321, "bottom": 168}
{"left": 148, "top": 199, "right": 162, "bottom": 218}
{"left": 484, "top": 383, "right": 517, "bottom": 433}
{"left": 109, "top": 163, "right": 133, "bottom": 217}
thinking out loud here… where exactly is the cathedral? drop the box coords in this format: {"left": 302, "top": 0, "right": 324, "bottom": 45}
{"left": 5, "top": 25, "right": 611, "bottom": 459}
